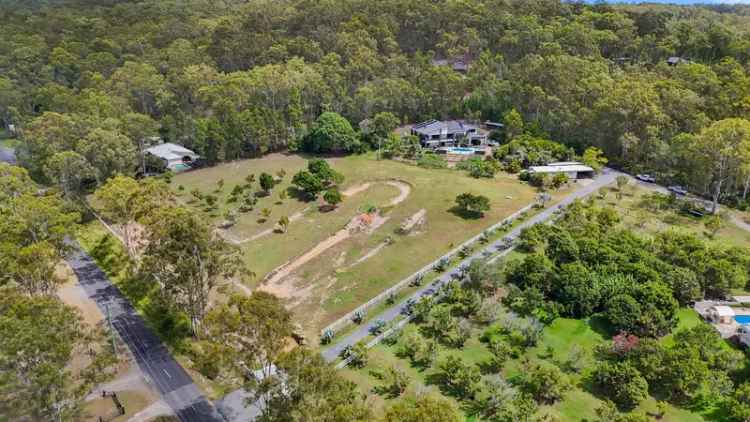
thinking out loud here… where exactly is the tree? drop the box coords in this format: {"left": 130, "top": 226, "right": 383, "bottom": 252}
{"left": 519, "top": 363, "right": 569, "bottom": 404}
{"left": 302, "top": 112, "right": 360, "bottom": 153}
{"left": 437, "top": 355, "right": 481, "bottom": 400}
{"left": 292, "top": 171, "right": 324, "bottom": 199}
{"left": 1, "top": 165, "right": 79, "bottom": 295}
{"left": 383, "top": 366, "right": 411, "bottom": 397}
{"left": 455, "top": 193, "right": 491, "bottom": 217}
{"left": 206, "top": 292, "right": 292, "bottom": 400}
{"left": 592, "top": 362, "right": 649, "bottom": 410}
{"left": 259, "top": 172, "right": 275, "bottom": 194}
{"left": 277, "top": 215, "right": 290, "bottom": 233}
{"left": 582, "top": 147, "right": 608, "bottom": 173}
{"left": 94, "top": 175, "right": 170, "bottom": 260}
{"left": 693, "top": 119, "right": 750, "bottom": 213}
{"left": 141, "top": 206, "right": 243, "bottom": 335}
{"left": 0, "top": 290, "right": 115, "bottom": 420}
{"left": 503, "top": 108, "right": 524, "bottom": 141}
{"left": 260, "top": 208, "right": 272, "bottom": 222}
{"left": 77, "top": 128, "right": 138, "bottom": 182}
{"left": 704, "top": 214, "right": 725, "bottom": 238}
{"left": 324, "top": 187, "right": 343, "bottom": 209}
{"left": 728, "top": 382, "right": 750, "bottom": 422}
{"left": 260, "top": 348, "right": 371, "bottom": 422}
{"left": 362, "top": 111, "right": 400, "bottom": 152}
{"left": 616, "top": 175, "right": 629, "bottom": 191}
{"left": 43, "top": 151, "right": 95, "bottom": 199}
{"left": 382, "top": 393, "right": 461, "bottom": 422}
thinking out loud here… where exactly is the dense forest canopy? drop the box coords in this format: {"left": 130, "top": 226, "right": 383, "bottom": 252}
{"left": 3, "top": 0, "right": 750, "bottom": 204}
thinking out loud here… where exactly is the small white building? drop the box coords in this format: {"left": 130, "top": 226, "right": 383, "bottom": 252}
{"left": 708, "top": 305, "right": 735, "bottom": 324}
{"left": 145, "top": 142, "right": 199, "bottom": 171}
{"left": 527, "top": 161, "right": 594, "bottom": 179}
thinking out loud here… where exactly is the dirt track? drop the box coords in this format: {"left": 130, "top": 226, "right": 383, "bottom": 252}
{"left": 258, "top": 180, "right": 411, "bottom": 299}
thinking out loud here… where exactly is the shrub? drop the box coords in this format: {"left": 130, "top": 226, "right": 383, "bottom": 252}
{"left": 417, "top": 153, "right": 448, "bottom": 169}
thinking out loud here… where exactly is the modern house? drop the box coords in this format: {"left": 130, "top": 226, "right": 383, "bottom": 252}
{"left": 145, "top": 142, "right": 200, "bottom": 172}
{"left": 527, "top": 161, "right": 594, "bottom": 179}
{"left": 411, "top": 120, "right": 487, "bottom": 148}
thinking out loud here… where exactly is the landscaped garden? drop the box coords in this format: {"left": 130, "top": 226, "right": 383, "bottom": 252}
{"left": 171, "top": 152, "right": 544, "bottom": 336}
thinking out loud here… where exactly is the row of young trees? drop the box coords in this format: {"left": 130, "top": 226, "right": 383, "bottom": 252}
{"left": 5, "top": 1, "right": 750, "bottom": 207}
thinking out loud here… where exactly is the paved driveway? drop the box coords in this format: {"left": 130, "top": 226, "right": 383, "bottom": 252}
{"left": 0, "top": 146, "right": 15, "bottom": 164}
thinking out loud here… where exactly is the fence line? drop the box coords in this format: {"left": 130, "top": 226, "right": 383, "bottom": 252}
{"left": 322, "top": 202, "right": 536, "bottom": 336}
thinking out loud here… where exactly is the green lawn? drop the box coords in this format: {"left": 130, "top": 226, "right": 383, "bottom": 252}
{"left": 173, "top": 152, "right": 539, "bottom": 335}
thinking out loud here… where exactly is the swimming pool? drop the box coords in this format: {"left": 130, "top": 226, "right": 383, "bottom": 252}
{"left": 736, "top": 315, "right": 750, "bottom": 325}
{"left": 171, "top": 163, "right": 192, "bottom": 172}
{"left": 443, "top": 147, "right": 481, "bottom": 155}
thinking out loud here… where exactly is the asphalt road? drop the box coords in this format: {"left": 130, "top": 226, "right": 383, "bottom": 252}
{"left": 67, "top": 244, "right": 224, "bottom": 422}
{"left": 0, "top": 146, "right": 16, "bottom": 164}
{"left": 321, "top": 168, "right": 621, "bottom": 362}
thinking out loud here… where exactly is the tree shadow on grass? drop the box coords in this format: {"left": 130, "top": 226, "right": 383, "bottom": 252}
{"left": 588, "top": 315, "right": 615, "bottom": 338}
{"left": 286, "top": 186, "right": 314, "bottom": 202}
{"left": 448, "top": 205, "right": 483, "bottom": 220}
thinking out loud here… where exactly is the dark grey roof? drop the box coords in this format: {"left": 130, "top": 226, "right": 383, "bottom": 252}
{"left": 412, "top": 120, "right": 478, "bottom": 136}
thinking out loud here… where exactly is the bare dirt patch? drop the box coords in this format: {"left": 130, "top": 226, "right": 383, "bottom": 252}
{"left": 57, "top": 262, "right": 104, "bottom": 326}
{"left": 256, "top": 180, "right": 411, "bottom": 300}
{"left": 398, "top": 208, "right": 427, "bottom": 234}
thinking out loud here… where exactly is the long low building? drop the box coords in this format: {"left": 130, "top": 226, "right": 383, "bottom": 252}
{"left": 527, "top": 161, "right": 594, "bottom": 179}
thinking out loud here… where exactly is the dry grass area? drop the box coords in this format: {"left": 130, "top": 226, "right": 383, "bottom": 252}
{"left": 597, "top": 182, "right": 750, "bottom": 248}
{"left": 173, "top": 152, "right": 538, "bottom": 337}
{"left": 82, "top": 390, "right": 152, "bottom": 422}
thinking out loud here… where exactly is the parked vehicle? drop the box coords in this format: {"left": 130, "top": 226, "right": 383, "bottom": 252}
{"left": 636, "top": 174, "right": 656, "bottom": 183}
{"left": 668, "top": 185, "right": 688, "bottom": 195}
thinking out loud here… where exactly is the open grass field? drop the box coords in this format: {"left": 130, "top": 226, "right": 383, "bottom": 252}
{"left": 173, "top": 152, "right": 538, "bottom": 335}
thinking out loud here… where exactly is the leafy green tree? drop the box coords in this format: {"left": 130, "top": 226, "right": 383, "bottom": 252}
{"left": 704, "top": 214, "right": 725, "bottom": 238}
{"left": 728, "top": 382, "right": 750, "bottom": 422}
{"left": 259, "top": 172, "right": 275, "bottom": 194}
{"left": 455, "top": 193, "right": 491, "bottom": 217}
{"left": 260, "top": 347, "right": 371, "bottom": 422}
{"left": 277, "top": 215, "right": 290, "bottom": 233}
{"left": 43, "top": 151, "right": 95, "bottom": 199}
{"left": 381, "top": 393, "right": 461, "bottom": 422}
{"left": 437, "top": 354, "right": 481, "bottom": 400}
{"left": 692, "top": 118, "right": 750, "bottom": 213}
{"left": 383, "top": 366, "right": 411, "bottom": 397}
{"left": 302, "top": 112, "right": 360, "bottom": 153}
{"left": 519, "top": 363, "right": 569, "bottom": 404}
{"left": 592, "top": 362, "right": 649, "bottom": 410}
{"left": 0, "top": 290, "right": 115, "bottom": 420}
{"left": 291, "top": 170, "right": 325, "bottom": 199}
{"left": 142, "top": 206, "right": 244, "bottom": 336}
{"left": 94, "top": 175, "right": 170, "bottom": 260}
{"left": 324, "top": 187, "right": 343, "bottom": 209}
{"left": 206, "top": 292, "right": 292, "bottom": 400}
{"left": 503, "top": 108, "right": 524, "bottom": 141}
{"left": 77, "top": 128, "right": 138, "bottom": 182}
{"left": 582, "top": 147, "right": 608, "bottom": 173}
